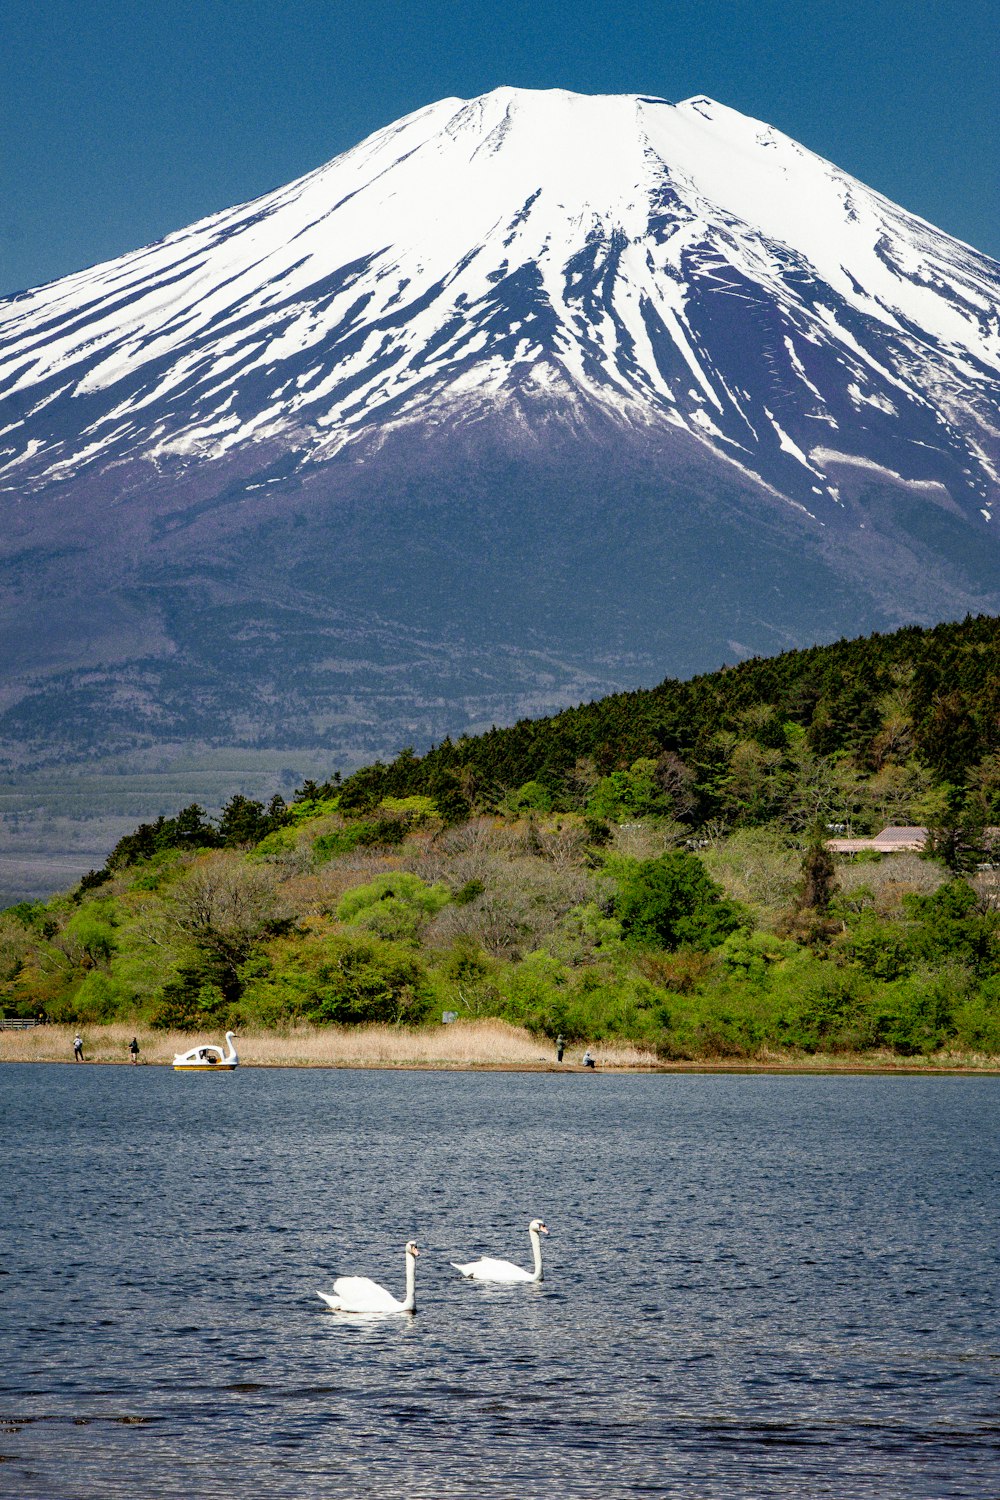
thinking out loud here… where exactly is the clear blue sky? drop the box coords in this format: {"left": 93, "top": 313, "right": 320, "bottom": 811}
{"left": 1, "top": 0, "right": 997, "bottom": 297}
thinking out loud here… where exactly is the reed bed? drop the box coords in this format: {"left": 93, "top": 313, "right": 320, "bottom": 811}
{"left": 0, "top": 1020, "right": 661, "bottom": 1070}
{"left": 3, "top": 1022, "right": 996, "bottom": 1072}
{"left": 1, "top": 1022, "right": 152, "bottom": 1066}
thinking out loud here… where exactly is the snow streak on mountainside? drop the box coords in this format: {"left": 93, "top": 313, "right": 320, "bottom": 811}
{"left": 1, "top": 87, "right": 998, "bottom": 515}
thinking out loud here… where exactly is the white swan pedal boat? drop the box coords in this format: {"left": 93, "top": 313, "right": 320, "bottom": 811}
{"left": 172, "top": 1031, "right": 239, "bottom": 1071}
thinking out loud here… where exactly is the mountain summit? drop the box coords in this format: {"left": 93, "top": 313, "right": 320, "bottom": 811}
{"left": 3, "top": 87, "right": 997, "bottom": 513}
{"left": 0, "top": 88, "right": 998, "bottom": 797}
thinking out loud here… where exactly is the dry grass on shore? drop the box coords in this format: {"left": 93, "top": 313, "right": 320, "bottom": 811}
{"left": 2, "top": 1021, "right": 998, "bottom": 1073}
{"left": 0, "top": 1019, "right": 659, "bottom": 1070}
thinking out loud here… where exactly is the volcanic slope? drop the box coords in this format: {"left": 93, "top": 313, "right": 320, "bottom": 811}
{"left": 1, "top": 87, "right": 998, "bottom": 788}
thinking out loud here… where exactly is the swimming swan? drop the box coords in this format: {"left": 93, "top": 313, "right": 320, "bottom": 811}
{"left": 172, "top": 1031, "right": 239, "bottom": 1070}
{"left": 451, "top": 1219, "right": 549, "bottom": 1283}
{"left": 316, "top": 1241, "right": 420, "bottom": 1314}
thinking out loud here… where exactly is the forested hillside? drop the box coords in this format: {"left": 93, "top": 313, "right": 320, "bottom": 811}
{"left": 328, "top": 614, "right": 1000, "bottom": 823}
{"left": 3, "top": 616, "right": 999, "bottom": 1060}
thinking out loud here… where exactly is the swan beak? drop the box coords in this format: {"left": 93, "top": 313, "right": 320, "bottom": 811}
{"left": 411, "top": 1246, "right": 420, "bottom": 1256}
{"left": 539, "top": 1225, "right": 550, "bottom": 1235}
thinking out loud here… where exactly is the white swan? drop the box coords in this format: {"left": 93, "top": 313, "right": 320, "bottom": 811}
{"left": 172, "top": 1031, "right": 239, "bottom": 1071}
{"left": 316, "top": 1241, "right": 420, "bottom": 1314}
{"left": 451, "top": 1219, "right": 549, "bottom": 1283}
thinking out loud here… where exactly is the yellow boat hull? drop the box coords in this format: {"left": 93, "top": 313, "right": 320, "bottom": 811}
{"left": 172, "top": 1063, "right": 238, "bottom": 1071}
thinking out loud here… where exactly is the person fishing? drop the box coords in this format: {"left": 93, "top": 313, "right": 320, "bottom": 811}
{"left": 73, "top": 1034, "right": 84, "bottom": 1062}
{"left": 129, "top": 1037, "right": 140, "bottom": 1065}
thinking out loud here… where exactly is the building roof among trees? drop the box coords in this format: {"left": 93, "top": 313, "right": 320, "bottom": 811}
{"left": 827, "top": 826, "right": 928, "bottom": 854}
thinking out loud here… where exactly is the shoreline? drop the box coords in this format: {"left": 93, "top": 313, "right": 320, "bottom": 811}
{"left": 7, "top": 1061, "right": 1000, "bottom": 1076}
{"left": 2, "top": 1021, "right": 998, "bottom": 1076}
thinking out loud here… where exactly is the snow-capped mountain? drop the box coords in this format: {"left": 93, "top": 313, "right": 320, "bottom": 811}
{"left": 2, "top": 87, "right": 998, "bottom": 515}
{"left": 0, "top": 87, "right": 998, "bottom": 864}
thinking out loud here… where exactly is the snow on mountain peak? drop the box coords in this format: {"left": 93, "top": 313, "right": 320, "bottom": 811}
{"left": 0, "top": 86, "right": 997, "bottom": 515}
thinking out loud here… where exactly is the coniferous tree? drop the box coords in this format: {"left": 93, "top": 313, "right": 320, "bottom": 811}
{"left": 798, "top": 827, "right": 837, "bottom": 914}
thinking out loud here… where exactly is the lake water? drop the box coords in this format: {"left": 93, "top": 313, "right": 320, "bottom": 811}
{"left": 0, "top": 1065, "right": 997, "bottom": 1498}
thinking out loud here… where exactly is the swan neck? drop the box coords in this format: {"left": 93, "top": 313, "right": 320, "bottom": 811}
{"left": 530, "top": 1228, "right": 544, "bottom": 1282}
{"left": 224, "top": 1032, "right": 238, "bottom": 1063}
{"left": 403, "top": 1253, "right": 417, "bottom": 1311}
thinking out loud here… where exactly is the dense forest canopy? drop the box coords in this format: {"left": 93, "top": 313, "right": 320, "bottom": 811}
{"left": 3, "top": 615, "right": 999, "bottom": 1060}
{"left": 305, "top": 614, "right": 999, "bottom": 823}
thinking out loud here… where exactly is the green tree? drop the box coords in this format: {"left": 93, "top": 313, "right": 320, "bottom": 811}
{"left": 506, "top": 780, "right": 554, "bottom": 814}
{"left": 915, "top": 784, "right": 986, "bottom": 874}
{"left": 151, "top": 958, "right": 230, "bottom": 1029}
{"left": 62, "top": 907, "right": 118, "bottom": 969}
{"left": 428, "top": 770, "right": 471, "bottom": 825}
{"left": 107, "top": 803, "right": 219, "bottom": 871}
{"left": 587, "top": 758, "right": 670, "bottom": 821}
{"left": 614, "top": 852, "right": 745, "bottom": 951}
{"left": 240, "top": 934, "right": 433, "bottom": 1026}
{"left": 164, "top": 858, "right": 292, "bottom": 992}
{"left": 337, "top": 873, "right": 450, "bottom": 943}
{"left": 904, "top": 880, "right": 999, "bottom": 976}
{"left": 798, "top": 828, "right": 837, "bottom": 914}
{"left": 218, "top": 793, "right": 287, "bottom": 847}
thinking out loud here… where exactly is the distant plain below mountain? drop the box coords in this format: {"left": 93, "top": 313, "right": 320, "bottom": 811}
{"left": 1, "top": 87, "right": 998, "bottom": 900}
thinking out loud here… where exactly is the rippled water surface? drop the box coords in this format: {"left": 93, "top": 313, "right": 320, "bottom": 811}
{"left": 1, "top": 1065, "right": 998, "bottom": 1497}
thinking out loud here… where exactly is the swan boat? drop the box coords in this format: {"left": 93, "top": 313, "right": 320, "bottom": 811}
{"left": 172, "top": 1031, "right": 239, "bottom": 1071}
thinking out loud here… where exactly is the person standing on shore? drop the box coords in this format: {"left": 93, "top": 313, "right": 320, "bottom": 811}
{"left": 73, "top": 1034, "right": 84, "bottom": 1062}
{"left": 129, "top": 1037, "right": 140, "bottom": 1065}
{"left": 556, "top": 1034, "right": 565, "bottom": 1063}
